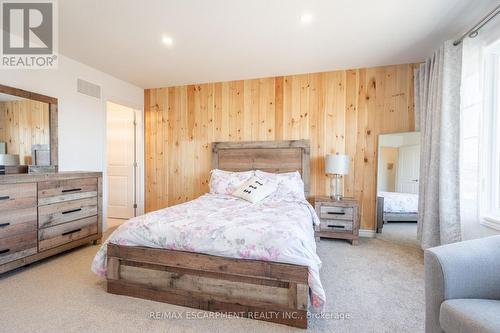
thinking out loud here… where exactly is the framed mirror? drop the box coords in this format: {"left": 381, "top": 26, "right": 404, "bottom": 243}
{"left": 376, "top": 131, "right": 420, "bottom": 235}
{"left": 0, "top": 84, "right": 58, "bottom": 174}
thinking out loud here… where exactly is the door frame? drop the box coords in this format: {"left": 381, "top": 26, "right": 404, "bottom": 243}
{"left": 103, "top": 98, "right": 144, "bottom": 226}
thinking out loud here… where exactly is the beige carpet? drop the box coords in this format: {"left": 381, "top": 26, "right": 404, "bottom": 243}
{"left": 377, "top": 222, "right": 420, "bottom": 249}
{"left": 0, "top": 223, "right": 423, "bottom": 333}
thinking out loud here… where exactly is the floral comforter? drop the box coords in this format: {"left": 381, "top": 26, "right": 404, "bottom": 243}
{"left": 378, "top": 191, "right": 419, "bottom": 213}
{"left": 91, "top": 193, "right": 326, "bottom": 310}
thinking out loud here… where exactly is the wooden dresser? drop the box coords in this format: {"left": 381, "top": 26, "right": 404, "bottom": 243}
{"left": 314, "top": 196, "right": 360, "bottom": 245}
{"left": 0, "top": 172, "right": 102, "bottom": 274}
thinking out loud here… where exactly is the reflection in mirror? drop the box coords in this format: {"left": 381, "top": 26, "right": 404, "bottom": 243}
{"left": 0, "top": 93, "right": 50, "bottom": 167}
{"left": 376, "top": 132, "right": 420, "bottom": 239}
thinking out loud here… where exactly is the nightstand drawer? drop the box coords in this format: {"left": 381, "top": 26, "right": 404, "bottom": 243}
{"left": 320, "top": 219, "right": 353, "bottom": 231}
{"left": 320, "top": 206, "right": 353, "bottom": 220}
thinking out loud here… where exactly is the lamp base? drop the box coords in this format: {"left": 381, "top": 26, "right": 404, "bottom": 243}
{"left": 329, "top": 174, "right": 344, "bottom": 201}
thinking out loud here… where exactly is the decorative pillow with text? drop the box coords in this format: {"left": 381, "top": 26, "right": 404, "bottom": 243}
{"left": 232, "top": 176, "right": 277, "bottom": 203}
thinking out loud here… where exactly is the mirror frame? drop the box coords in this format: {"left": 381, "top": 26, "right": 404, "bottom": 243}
{"left": 0, "top": 84, "right": 58, "bottom": 167}
{"left": 375, "top": 131, "right": 421, "bottom": 232}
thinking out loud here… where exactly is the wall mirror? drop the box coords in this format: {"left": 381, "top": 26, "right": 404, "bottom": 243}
{"left": 376, "top": 132, "right": 420, "bottom": 234}
{"left": 0, "top": 84, "right": 58, "bottom": 174}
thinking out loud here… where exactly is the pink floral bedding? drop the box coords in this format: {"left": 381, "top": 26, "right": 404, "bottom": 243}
{"left": 91, "top": 193, "right": 326, "bottom": 311}
{"left": 378, "top": 191, "right": 419, "bottom": 213}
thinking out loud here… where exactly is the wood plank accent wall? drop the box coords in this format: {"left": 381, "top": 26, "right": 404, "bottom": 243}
{"left": 0, "top": 100, "right": 50, "bottom": 164}
{"left": 145, "top": 64, "right": 417, "bottom": 230}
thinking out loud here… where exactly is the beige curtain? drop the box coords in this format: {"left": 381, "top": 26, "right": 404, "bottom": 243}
{"left": 415, "top": 40, "right": 462, "bottom": 249}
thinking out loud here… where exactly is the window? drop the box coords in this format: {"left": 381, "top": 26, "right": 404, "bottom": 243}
{"left": 480, "top": 48, "right": 500, "bottom": 229}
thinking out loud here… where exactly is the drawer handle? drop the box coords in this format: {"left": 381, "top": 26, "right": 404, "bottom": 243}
{"left": 62, "top": 208, "right": 82, "bottom": 215}
{"left": 0, "top": 196, "right": 10, "bottom": 201}
{"left": 62, "top": 228, "right": 82, "bottom": 236}
{"left": 0, "top": 249, "right": 10, "bottom": 255}
{"left": 62, "top": 188, "right": 82, "bottom": 193}
{"left": 328, "top": 224, "right": 345, "bottom": 229}
{"left": 0, "top": 222, "right": 10, "bottom": 228}
{"left": 327, "top": 211, "right": 345, "bottom": 215}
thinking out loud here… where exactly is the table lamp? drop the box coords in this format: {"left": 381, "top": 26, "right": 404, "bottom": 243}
{"left": 325, "top": 154, "right": 350, "bottom": 200}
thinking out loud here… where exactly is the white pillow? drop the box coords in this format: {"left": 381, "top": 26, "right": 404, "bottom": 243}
{"left": 255, "top": 170, "right": 306, "bottom": 200}
{"left": 232, "top": 176, "right": 277, "bottom": 203}
{"left": 209, "top": 169, "right": 254, "bottom": 195}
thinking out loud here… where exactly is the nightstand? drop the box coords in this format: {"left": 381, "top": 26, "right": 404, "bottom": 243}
{"left": 314, "top": 196, "right": 360, "bottom": 245}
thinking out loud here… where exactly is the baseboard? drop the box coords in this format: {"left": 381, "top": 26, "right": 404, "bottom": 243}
{"left": 359, "top": 229, "right": 376, "bottom": 238}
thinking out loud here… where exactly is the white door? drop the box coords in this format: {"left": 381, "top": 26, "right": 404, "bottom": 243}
{"left": 107, "top": 102, "right": 136, "bottom": 219}
{"left": 396, "top": 144, "right": 420, "bottom": 194}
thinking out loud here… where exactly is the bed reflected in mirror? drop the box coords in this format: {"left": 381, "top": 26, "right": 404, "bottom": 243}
{"left": 376, "top": 132, "right": 420, "bottom": 245}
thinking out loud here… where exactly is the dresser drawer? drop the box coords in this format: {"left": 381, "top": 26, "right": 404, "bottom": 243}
{"left": 0, "top": 231, "right": 37, "bottom": 265}
{"left": 39, "top": 197, "right": 98, "bottom": 229}
{"left": 320, "top": 219, "right": 353, "bottom": 232}
{"left": 39, "top": 216, "right": 98, "bottom": 252}
{"left": 319, "top": 206, "right": 354, "bottom": 220}
{"left": 0, "top": 207, "right": 37, "bottom": 239}
{"left": 0, "top": 183, "right": 37, "bottom": 211}
{"left": 38, "top": 178, "right": 98, "bottom": 205}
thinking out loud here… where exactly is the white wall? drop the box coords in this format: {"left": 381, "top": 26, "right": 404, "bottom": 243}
{"left": 0, "top": 55, "right": 144, "bottom": 226}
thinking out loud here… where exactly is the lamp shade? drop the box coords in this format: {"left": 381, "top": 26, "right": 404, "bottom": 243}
{"left": 325, "top": 154, "right": 350, "bottom": 175}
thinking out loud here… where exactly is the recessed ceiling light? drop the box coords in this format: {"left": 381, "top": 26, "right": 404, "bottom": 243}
{"left": 299, "top": 13, "right": 313, "bottom": 23}
{"left": 162, "top": 36, "right": 174, "bottom": 46}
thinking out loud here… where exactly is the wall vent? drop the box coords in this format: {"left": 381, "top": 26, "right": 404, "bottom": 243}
{"left": 77, "top": 78, "right": 101, "bottom": 99}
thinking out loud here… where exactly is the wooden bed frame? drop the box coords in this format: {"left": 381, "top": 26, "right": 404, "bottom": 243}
{"left": 106, "top": 140, "right": 312, "bottom": 328}
{"left": 376, "top": 196, "right": 418, "bottom": 233}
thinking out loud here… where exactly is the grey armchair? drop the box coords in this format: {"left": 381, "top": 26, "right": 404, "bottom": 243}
{"left": 424, "top": 235, "right": 500, "bottom": 333}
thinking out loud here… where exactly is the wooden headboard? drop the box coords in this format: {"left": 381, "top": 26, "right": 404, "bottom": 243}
{"left": 212, "top": 140, "right": 310, "bottom": 197}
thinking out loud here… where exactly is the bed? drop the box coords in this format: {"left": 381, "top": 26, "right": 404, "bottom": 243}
{"left": 376, "top": 191, "right": 418, "bottom": 233}
{"left": 92, "top": 140, "right": 323, "bottom": 329}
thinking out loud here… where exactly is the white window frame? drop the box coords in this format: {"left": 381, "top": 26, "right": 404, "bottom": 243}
{"left": 480, "top": 46, "right": 500, "bottom": 230}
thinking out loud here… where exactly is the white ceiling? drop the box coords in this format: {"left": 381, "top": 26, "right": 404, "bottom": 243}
{"left": 59, "top": 0, "right": 499, "bottom": 88}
